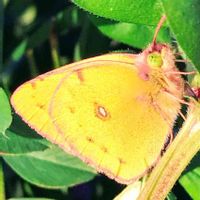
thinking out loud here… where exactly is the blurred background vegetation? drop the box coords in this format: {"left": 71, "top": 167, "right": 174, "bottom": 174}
{"left": 0, "top": 0, "right": 200, "bottom": 199}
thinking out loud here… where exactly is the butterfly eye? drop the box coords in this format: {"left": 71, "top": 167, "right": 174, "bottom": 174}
{"left": 147, "top": 52, "right": 163, "bottom": 69}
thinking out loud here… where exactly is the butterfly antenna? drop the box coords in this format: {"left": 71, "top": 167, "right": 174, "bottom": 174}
{"left": 175, "top": 59, "right": 190, "bottom": 63}
{"left": 152, "top": 15, "right": 167, "bottom": 46}
{"left": 165, "top": 71, "right": 196, "bottom": 75}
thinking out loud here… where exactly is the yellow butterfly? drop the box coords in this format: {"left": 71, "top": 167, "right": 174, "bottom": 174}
{"left": 11, "top": 16, "right": 185, "bottom": 184}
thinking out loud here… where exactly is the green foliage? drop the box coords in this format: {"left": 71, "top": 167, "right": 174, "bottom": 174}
{"left": 72, "top": 0, "right": 163, "bottom": 24}
{"left": 0, "top": 88, "right": 12, "bottom": 134}
{"left": 4, "top": 147, "right": 95, "bottom": 188}
{"left": 179, "top": 152, "right": 200, "bottom": 200}
{"left": 1, "top": 0, "right": 200, "bottom": 199}
{"left": 161, "top": 0, "right": 200, "bottom": 71}
{"left": 90, "top": 16, "right": 171, "bottom": 49}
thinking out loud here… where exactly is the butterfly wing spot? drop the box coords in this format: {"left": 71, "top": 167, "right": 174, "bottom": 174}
{"left": 86, "top": 136, "right": 94, "bottom": 143}
{"left": 94, "top": 102, "right": 110, "bottom": 121}
{"left": 38, "top": 77, "right": 44, "bottom": 81}
{"left": 118, "top": 158, "right": 126, "bottom": 165}
{"left": 68, "top": 106, "right": 75, "bottom": 113}
{"left": 30, "top": 76, "right": 45, "bottom": 89}
{"left": 101, "top": 145, "right": 108, "bottom": 153}
{"left": 30, "top": 81, "right": 36, "bottom": 89}
{"left": 36, "top": 103, "right": 45, "bottom": 110}
{"left": 75, "top": 69, "right": 84, "bottom": 82}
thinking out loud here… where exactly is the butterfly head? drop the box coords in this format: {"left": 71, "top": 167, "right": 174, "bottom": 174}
{"left": 135, "top": 43, "right": 176, "bottom": 81}
{"left": 149, "top": 43, "right": 177, "bottom": 71}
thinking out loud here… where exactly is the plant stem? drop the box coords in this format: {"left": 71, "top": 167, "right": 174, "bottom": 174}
{"left": 50, "top": 19, "right": 60, "bottom": 68}
{"left": 26, "top": 48, "right": 38, "bottom": 77}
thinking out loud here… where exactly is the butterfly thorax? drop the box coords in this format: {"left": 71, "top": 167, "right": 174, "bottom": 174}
{"left": 159, "top": 45, "right": 184, "bottom": 98}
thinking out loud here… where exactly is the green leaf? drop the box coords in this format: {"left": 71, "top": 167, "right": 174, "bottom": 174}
{"left": 161, "top": 0, "right": 200, "bottom": 71}
{"left": 1, "top": 111, "right": 48, "bottom": 155}
{"left": 3, "top": 147, "right": 96, "bottom": 188}
{"left": 166, "top": 192, "right": 177, "bottom": 200}
{"left": 11, "top": 40, "right": 28, "bottom": 61}
{"left": 0, "top": 160, "right": 5, "bottom": 200}
{"left": 179, "top": 153, "right": 200, "bottom": 200}
{"left": 0, "top": 88, "right": 12, "bottom": 134}
{"left": 0, "top": 0, "right": 3, "bottom": 74}
{"left": 72, "top": 0, "right": 164, "bottom": 25}
{"left": 179, "top": 167, "right": 200, "bottom": 200}
{"left": 0, "top": 129, "right": 47, "bottom": 155}
{"left": 90, "top": 16, "right": 171, "bottom": 49}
